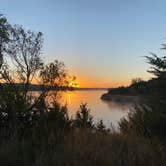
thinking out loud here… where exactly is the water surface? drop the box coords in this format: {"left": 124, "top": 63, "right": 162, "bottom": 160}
{"left": 59, "top": 90, "right": 132, "bottom": 128}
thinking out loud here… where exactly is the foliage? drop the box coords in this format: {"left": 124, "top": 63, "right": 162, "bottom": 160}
{"left": 119, "top": 100, "right": 166, "bottom": 139}
{"left": 145, "top": 53, "right": 166, "bottom": 78}
{"left": 0, "top": 14, "right": 11, "bottom": 68}
{"left": 7, "top": 25, "right": 44, "bottom": 86}
{"left": 0, "top": 13, "right": 76, "bottom": 142}
{"left": 73, "top": 103, "right": 94, "bottom": 129}
{"left": 118, "top": 51, "right": 166, "bottom": 139}
{"left": 39, "top": 60, "right": 68, "bottom": 88}
{"left": 96, "top": 120, "right": 107, "bottom": 132}
{"left": 131, "top": 77, "right": 142, "bottom": 85}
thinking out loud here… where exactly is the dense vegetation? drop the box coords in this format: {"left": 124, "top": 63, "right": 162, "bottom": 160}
{"left": 0, "top": 14, "right": 166, "bottom": 166}
{"left": 103, "top": 53, "right": 166, "bottom": 97}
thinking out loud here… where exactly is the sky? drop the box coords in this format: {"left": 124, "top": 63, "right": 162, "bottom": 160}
{"left": 1, "top": 0, "right": 166, "bottom": 87}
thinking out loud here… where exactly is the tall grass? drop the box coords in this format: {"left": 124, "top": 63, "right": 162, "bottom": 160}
{"left": 1, "top": 129, "right": 166, "bottom": 166}
{"left": 0, "top": 100, "right": 166, "bottom": 166}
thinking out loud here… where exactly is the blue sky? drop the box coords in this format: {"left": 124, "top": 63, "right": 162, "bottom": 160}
{"left": 1, "top": 0, "right": 166, "bottom": 87}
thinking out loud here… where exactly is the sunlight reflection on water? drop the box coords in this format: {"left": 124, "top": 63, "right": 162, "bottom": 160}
{"left": 59, "top": 90, "right": 132, "bottom": 129}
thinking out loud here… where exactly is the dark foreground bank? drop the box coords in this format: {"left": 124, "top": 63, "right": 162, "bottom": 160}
{"left": 101, "top": 78, "right": 166, "bottom": 103}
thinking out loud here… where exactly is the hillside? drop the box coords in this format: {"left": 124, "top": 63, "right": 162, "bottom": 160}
{"left": 101, "top": 78, "right": 166, "bottom": 101}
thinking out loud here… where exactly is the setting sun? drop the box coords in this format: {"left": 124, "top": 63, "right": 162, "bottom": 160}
{"left": 68, "top": 80, "right": 80, "bottom": 88}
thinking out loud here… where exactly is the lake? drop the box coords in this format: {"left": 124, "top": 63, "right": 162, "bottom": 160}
{"left": 59, "top": 90, "right": 133, "bottom": 129}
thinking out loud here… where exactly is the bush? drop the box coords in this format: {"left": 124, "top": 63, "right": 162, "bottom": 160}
{"left": 119, "top": 100, "right": 166, "bottom": 140}
{"left": 73, "top": 103, "right": 94, "bottom": 129}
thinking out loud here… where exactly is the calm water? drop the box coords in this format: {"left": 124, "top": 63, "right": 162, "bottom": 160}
{"left": 59, "top": 90, "right": 132, "bottom": 128}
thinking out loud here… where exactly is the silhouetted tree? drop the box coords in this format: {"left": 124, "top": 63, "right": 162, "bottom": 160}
{"left": 131, "top": 78, "right": 142, "bottom": 85}
{"left": 6, "top": 25, "right": 43, "bottom": 93}
{"left": 0, "top": 14, "right": 10, "bottom": 69}
{"left": 40, "top": 60, "right": 67, "bottom": 88}
{"left": 145, "top": 53, "right": 166, "bottom": 79}
{"left": 74, "top": 103, "right": 94, "bottom": 129}
{"left": 96, "top": 120, "right": 106, "bottom": 132}
{"left": 0, "top": 30, "right": 75, "bottom": 138}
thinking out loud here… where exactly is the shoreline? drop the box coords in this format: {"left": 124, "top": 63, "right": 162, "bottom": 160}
{"left": 101, "top": 93, "right": 142, "bottom": 104}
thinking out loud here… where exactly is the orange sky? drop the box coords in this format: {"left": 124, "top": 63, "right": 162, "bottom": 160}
{"left": 76, "top": 77, "right": 130, "bottom": 88}
{"left": 31, "top": 73, "right": 150, "bottom": 88}
{"left": 67, "top": 65, "right": 151, "bottom": 88}
{"left": 74, "top": 72, "right": 151, "bottom": 88}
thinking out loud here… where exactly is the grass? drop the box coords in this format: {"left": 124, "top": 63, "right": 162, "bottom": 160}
{"left": 0, "top": 129, "right": 166, "bottom": 166}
